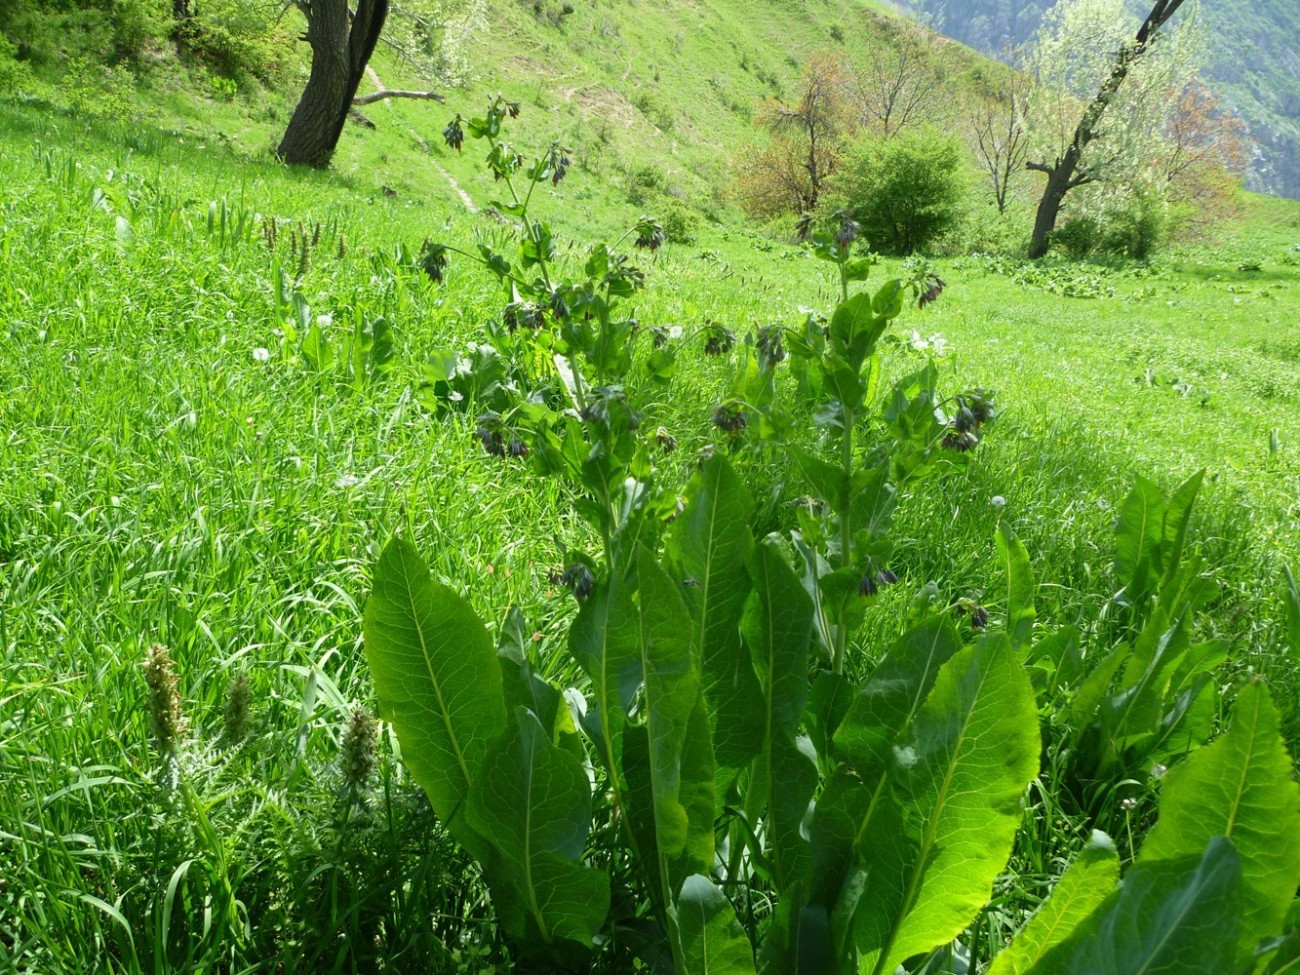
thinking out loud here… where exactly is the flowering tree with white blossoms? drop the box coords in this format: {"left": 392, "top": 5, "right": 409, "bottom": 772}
{"left": 1023, "top": 0, "right": 1203, "bottom": 257}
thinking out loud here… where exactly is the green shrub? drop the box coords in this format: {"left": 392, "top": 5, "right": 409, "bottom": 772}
{"left": 625, "top": 161, "right": 666, "bottom": 206}
{"left": 1099, "top": 184, "right": 1167, "bottom": 259}
{"left": 59, "top": 56, "right": 138, "bottom": 121}
{"left": 1052, "top": 185, "right": 1168, "bottom": 260}
{"left": 178, "top": 0, "right": 298, "bottom": 88}
{"left": 108, "top": 0, "right": 172, "bottom": 62}
{"left": 958, "top": 200, "right": 1032, "bottom": 255}
{"left": 0, "top": 34, "right": 34, "bottom": 94}
{"left": 0, "top": 0, "right": 171, "bottom": 65}
{"left": 1052, "top": 214, "right": 1104, "bottom": 259}
{"left": 661, "top": 201, "right": 699, "bottom": 244}
{"left": 832, "top": 128, "right": 968, "bottom": 255}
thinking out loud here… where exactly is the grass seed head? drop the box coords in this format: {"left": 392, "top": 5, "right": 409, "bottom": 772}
{"left": 339, "top": 706, "right": 378, "bottom": 791}
{"left": 223, "top": 671, "right": 252, "bottom": 742}
{"left": 143, "top": 643, "right": 185, "bottom": 754}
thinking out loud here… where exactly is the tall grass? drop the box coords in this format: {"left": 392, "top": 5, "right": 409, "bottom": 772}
{"left": 1, "top": 102, "right": 1297, "bottom": 971}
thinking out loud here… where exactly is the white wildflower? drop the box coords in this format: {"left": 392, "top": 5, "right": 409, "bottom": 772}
{"left": 252, "top": 347, "right": 270, "bottom": 362}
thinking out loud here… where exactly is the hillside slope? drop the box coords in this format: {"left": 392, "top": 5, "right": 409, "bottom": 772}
{"left": 895, "top": 0, "right": 1300, "bottom": 200}
{"left": 0, "top": 0, "right": 1007, "bottom": 239}
{"left": 342, "top": 0, "right": 1008, "bottom": 233}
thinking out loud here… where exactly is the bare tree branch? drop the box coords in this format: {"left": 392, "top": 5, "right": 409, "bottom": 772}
{"left": 353, "top": 88, "right": 444, "bottom": 105}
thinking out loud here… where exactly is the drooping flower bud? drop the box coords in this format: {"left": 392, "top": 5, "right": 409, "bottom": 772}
{"left": 712, "top": 400, "right": 747, "bottom": 435}
{"left": 421, "top": 241, "right": 449, "bottom": 284}
{"left": 918, "top": 275, "right": 946, "bottom": 309}
{"left": 560, "top": 563, "right": 596, "bottom": 601}
{"left": 476, "top": 413, "right": 508, "bottom": 457}
{"left": 634, "top": 216, "right": 666, "bottom": 252}
{"left": 755, "top": 324, "right": 786, "bottom": 368}
{"left": 442, "top": 116, "right": 465, "bottom": 153}
{"left": 942, "top": 430, "right": 979, "bottom": 453}
{"left": 703, "top": 324, "right": 735, "bottom": 357}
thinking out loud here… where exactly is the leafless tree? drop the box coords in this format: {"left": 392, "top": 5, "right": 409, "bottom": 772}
{"left": 968, "top": 72, "right": 1031, "bottom": 213}
{"left": 849, "top": 21, "right": 949, "bottom": 137}
{"left": 757, "top": 50, "right": 851, "bottom": 211}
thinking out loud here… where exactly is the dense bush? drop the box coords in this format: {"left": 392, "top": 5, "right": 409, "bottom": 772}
{"left": 949, "top": 199, "right": 1032, "bottom": 255}
{"left": 832, "top": 127, "right": 968, "bottom": 254}
{"left": 0, "top": 0, "right": 172, "bottom": 65}
{"left": 661, "top": 200, "right": 700, "bottom": 243}
{"left": 0, "top": 0, "right": 297, "bottom": 90}
{"left": 1053, "top": 184, "right": 1168, "bottom": 260}
{"left": 177, "top": 0, "right": 300, "bottom": 88}
{"left": 625, "top": 161, "right": 668, "bottom": 206}
{"left": 0, "top": 33, "right": 33, "bottom": 93}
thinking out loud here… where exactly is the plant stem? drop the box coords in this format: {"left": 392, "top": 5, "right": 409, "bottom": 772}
{"left": 834, "top": 405, "right": 854, "bottom": 674}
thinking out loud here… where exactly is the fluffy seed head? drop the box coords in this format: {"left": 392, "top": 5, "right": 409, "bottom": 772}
{"left": 223, "top": 671, "right": 252, "bottom": 742}
{"left": 339, "top": 706, "right": 378, "bottom": 791}
{"left": 143, "top": 643, "right": 185, "bottom": 754}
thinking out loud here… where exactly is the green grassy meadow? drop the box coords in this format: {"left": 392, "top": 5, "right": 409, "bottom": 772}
{"left": 2, "top": 78, "right": 1300, "bottom": 973}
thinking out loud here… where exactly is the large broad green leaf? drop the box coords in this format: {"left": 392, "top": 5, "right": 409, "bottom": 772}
{"left": 569, "top": 575, "right": 641, "bottom": 770}
{"left": 805, "top": 669, "right": 854, "bottom": 773}
{"left": 1263, "top": 899, "right": 1300, "bottom": 974}
{"left": 466, "top": 707, "right": 609, "bottom": 946}
{"left": 828, "top": 292, "right": 885, "bottom": 372}
{"left": 363, "top": 537, "right": 505, "bottom": 858}
{"left": 498, "top": 607, "right": 582, "bottom": 764}
{"left": 622, "top": 700, "right": 717, "bottom": 912}
{"left": 621, "top": 725, "right": 668, "bottom": 911}
{"left": 833, "top": 614, "right": 964, "bottom": 778}
{"left": 1284, "top": 565, "right": 1300, "bottom": 667}
{"left": 1067, "top": 647, "right": 1126, "bottom": 731}
{"left": 766, "top": 734, "right": 818, "bottom": 892}
{"left": 744, "top": 538, "right": 817, "bottom": 888}
{"left": 497, "top": 647, "right": 584, "bottom": 765}
{"left": 823, "top": 775, "right": 912, "bottom": 968}
{"left": 757, "top": 883, "right": 836, "bottom": 975}
{"left": 1158, "top": 470, "right": 1202, "bottom": 584}
{"left": 987, "top": 833, "right": 1120, "bottom": 975}
{"left": 669, "top": 454, "right": 761, "bottom": 771}
{"left": 634, "top": 548, "right": 714, "bottom": 875}
{"left": 997, "top": 524, "right": 1036, "bottom": 650}
{"left": 675, "top": 875, "right": 757, "bottom": 975}
{"left": 1114, "top": 476, "right": 1165, "bottom": 604}
{"left": 1138, "top": 680, "right": 1300, "bottom": 967}
{"left": 744, "top": 538, "right": 814, "bottom": 739}
{"left": 1026, "top": 837, "right": 1242, "bottom": 975}
{"left": 858, "top": 634, "right": 1040, "bottom": 974}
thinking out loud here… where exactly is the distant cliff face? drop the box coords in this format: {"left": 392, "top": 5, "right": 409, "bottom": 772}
{"left": 900, "top": 0, "right": 1300, "bottom": 200}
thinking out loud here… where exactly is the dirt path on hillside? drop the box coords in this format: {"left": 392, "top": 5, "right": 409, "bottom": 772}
{"left": 363, "top": 67, "right": 476, "bottom": 213}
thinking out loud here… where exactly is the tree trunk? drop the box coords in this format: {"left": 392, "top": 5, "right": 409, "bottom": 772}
{"left": 1027, "top": 150, "right": 1080, "bottom": 259}
{"left": 1025, "top": 0, "right": 1186, "bottom": 258}
{"left": 278, "top": 0, "right": 389, "bottom": 169}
